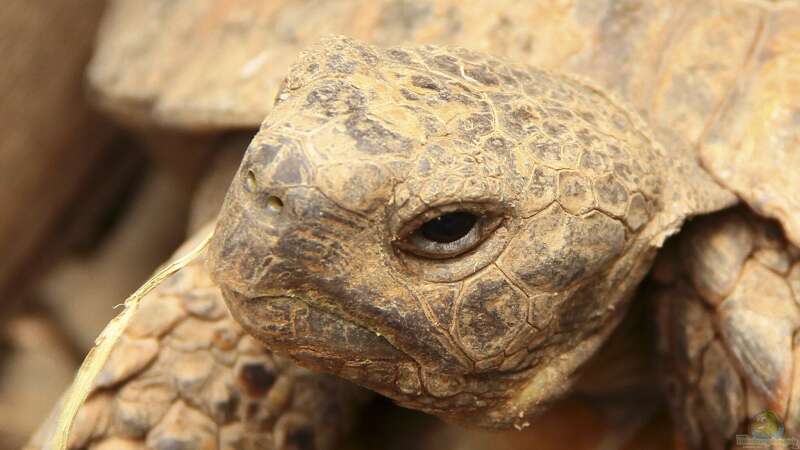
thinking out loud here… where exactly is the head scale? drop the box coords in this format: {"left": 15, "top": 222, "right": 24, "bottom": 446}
{"left": 209, "top": 36, "right": 671, "bottom": 428}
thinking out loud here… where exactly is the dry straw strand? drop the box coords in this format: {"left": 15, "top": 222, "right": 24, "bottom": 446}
{"left": 52, "top": 227, "right": 214, "bottom": 450}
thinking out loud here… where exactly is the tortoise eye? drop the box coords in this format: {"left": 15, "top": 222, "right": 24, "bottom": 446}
{"left": 396, "top": 210, "right": 501, "bottom": 259}
{"left": 420, "top": 212, "right": 477, "bottom": 243}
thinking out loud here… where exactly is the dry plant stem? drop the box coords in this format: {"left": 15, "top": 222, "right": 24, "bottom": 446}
{"left": 52, "top": 226, "right": 214, "bottom": 450}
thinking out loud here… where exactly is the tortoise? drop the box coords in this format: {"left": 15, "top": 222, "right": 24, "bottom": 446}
{"left": 33, "top": 1, "right": 800, "bottom": 449}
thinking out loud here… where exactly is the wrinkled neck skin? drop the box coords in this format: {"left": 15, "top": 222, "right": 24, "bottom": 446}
{"left": 207, "top": 37, "right": 694, "bottom": 429}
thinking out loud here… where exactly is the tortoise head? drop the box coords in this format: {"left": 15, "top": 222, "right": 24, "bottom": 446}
{"left": 209, "top": 37, "right": 675, "bottom": 428}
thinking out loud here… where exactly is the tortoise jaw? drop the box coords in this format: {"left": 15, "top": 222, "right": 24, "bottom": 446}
{"left": 219, "top": 286, "right": 511, "bottom": 424}
{"left": 220, "top": 286, "right": 413, "bottom": 368}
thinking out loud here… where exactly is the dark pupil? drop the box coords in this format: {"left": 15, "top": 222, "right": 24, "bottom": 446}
{"left": 420, "top": 212, "right": 477, "bottom": 243}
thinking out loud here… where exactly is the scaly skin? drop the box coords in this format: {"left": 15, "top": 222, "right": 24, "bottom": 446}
{"left": 654, "top": 208, "right": 800, "bottom": 450}
{"left": 26, "top": 236, "right": 365, "bottom": 450}
{"left": 207, "top": 36, "right": 732, "bottom": 429}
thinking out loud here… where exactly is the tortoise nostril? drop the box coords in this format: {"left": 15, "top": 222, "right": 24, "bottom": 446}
{"left": 265, "top": 195, "right": 284, "bottom": 214}
{"left": 244, "top": 169, "right": 283, "bottom": 215}
{"left": 245, "top": 169, "right": 259, "bottom": 192}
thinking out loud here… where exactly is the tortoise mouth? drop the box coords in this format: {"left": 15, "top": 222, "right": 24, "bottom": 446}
{"left": 220, "top": 287, "right": 411, "bottom": 368}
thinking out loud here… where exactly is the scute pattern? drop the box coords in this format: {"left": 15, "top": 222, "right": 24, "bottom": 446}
{"left": 655, "top": 208, "right": 800, "bottom": 449}
{"left": 26, "top": 249, "right": 364, "bottom": 450}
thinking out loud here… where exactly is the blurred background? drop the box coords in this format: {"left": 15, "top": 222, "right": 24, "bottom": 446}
{"left": 0, "top": 1, "right": 674, "bottom": 449}
{"left": 1, "top": 2, "right": 226, "bottom": 447}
